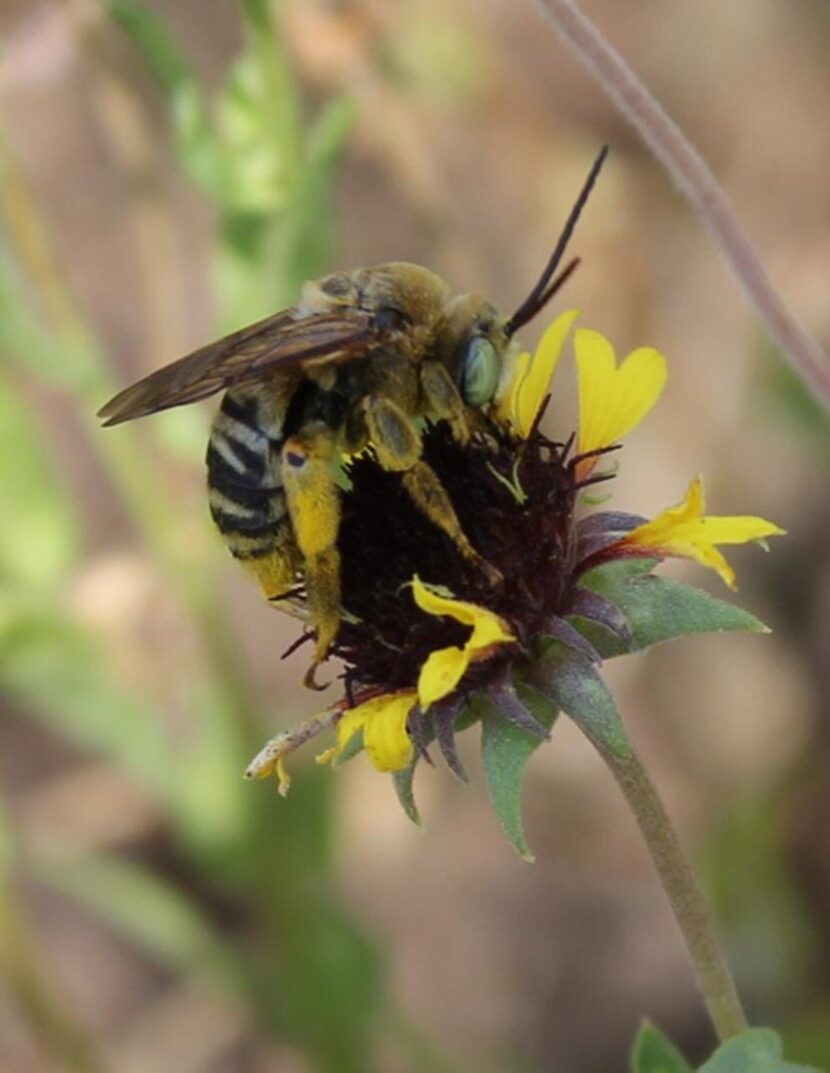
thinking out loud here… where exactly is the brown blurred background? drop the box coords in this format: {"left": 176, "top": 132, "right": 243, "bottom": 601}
{"left": 1, "top": 1, "right": 829, "bottom": 1071}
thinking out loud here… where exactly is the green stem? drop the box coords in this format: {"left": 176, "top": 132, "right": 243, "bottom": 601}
{"left": 599, "top": 744, "right": 748, "bottom": 1041}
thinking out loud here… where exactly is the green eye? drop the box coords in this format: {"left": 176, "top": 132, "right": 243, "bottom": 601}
{"left": 461, "top": 336, "right": 500, "bottom": 407}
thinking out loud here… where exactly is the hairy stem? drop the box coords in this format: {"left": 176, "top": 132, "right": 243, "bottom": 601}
{"left": 529, "top": 0, "right": 830, "bottom": 411}
{"left": 600, "top": 744, "right": 748, "bottom": 1041}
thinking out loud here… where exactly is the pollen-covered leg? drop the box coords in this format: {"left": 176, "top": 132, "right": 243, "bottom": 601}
{"left": 420, "top": 361, "right": 470, "bottom": 445}
{"left": 241, "top": 542, "right": 300, "bottom": 602}
{"left": 365, "top": 396, "right": 500, "bottom": 585}
{"left": 281, "top": 427, "right": 342, "bottom": 686}
{"left": 402, "top": 463, "right": 501, "bottom": 585}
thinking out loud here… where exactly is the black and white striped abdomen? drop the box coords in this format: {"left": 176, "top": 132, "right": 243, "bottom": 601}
{"left": 206, "top": 391, "right": 289, "bottom": 562}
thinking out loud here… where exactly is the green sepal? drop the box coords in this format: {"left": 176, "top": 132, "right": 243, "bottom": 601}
{"left": 578, "top": 560, "right": 769, "bottom": 658}
{"left": 331, "top": 729, "right": 365, "bottom": 768}
{"left": 631, "top": 1021, "right": 693, "bottom": 1073}
{"left": 697, "top": 1028, "right": 820, "bottom": 1073}
{"left": 479, "top": 684, "right": 559, "bottom": 861}
{"left": 392, "top": 757, "right": 422, "bottom": 827}
{"left": 534, "top": 640, "right": 631, "bottom": 759}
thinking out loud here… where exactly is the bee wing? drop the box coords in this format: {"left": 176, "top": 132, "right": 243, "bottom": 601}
{"left": 98, "top": 307, "right": 375, "bottom": 426}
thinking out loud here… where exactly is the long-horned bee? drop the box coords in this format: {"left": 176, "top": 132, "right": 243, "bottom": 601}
{"left": 99, "top": 149, "right": 606, "bottom": 685}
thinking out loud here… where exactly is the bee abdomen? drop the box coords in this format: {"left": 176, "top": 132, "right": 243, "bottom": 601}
{"left": 206, "top": 391, "right": 289, "bottom": 564}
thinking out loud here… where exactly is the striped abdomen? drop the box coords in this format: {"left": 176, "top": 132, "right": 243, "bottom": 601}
{"left": 206, "top": 390, "right": 297, "bottom": 595}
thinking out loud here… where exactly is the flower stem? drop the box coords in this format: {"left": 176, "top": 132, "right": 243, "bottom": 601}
{"left": 598, "top": 744, "right": 748, "bottom": 1042}
{"left": 528, "top": 0, "right": 830, "bottom": 412}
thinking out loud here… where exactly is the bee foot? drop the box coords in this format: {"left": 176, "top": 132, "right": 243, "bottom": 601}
{"left": 303, "top": 659, "right": 331, "bottom": 691}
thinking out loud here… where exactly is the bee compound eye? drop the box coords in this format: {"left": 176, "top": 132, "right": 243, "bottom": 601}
{"left": 376, "top": 305, "right": 411, "bottom": 333}
{"left": 461, "top": 336, "right": 500, "bottom": 407}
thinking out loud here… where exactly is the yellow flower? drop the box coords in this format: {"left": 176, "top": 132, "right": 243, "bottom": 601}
{"left": 492, "top": 309, "right": 580, "bottom": 437}
{"left": 575, "top": 327, "right": 667, "bottom": 472}
{"left": 412, "top": 576, "right": 515, "bottom": 709}
{"left": 318, "top": 690, "right": 417, "bottom": 773}
{"left": 617, "top": 476, "right": 785, "bottom": 589}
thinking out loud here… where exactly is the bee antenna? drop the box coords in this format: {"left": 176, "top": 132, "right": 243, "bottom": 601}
{"left": 505, "top": 144, "right": 608, "bottom": 337}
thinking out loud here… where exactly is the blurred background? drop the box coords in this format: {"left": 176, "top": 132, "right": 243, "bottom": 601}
{"left": 1, "top": 1, "right": 829, "bottom": 1070}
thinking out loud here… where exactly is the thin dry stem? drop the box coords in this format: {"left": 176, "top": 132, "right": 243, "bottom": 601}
{"left": 602, "top": 746, "right": 748, "bottom": 1042}
{"left": 530, "top": 0, "right": 830, "bottom": 411}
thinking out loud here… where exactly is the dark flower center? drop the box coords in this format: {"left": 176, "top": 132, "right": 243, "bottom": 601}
{"left": 332, "top": 419, "right": 580, "bottom": 696}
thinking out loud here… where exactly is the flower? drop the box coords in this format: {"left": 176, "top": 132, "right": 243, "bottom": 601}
{"left": 605, "top": 476, "right": 785, "bottom": 589}
{"left": 248, "top": 315, "right": 783, "bottom": 798}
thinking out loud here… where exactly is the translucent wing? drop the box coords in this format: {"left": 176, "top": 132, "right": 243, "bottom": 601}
{"left": 98, "top": 306, "right": 375, "bottom": 426}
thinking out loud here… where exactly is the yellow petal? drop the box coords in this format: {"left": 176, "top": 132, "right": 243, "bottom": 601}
{"left": 418, "top": 646, "right": 470, "bottom": 709}
{"left": 576, "top": 328, "right": 667, "bottom": 457}
{"left": 362, "top": 692, "right": 416, "bottom": 771}
{"left": 491, "top": 348, "right": 531, "bottom": 430}
{"left": 621, "top": 476, "right": 785, "bottom": 589}
{"left": 412, "top": 576, "right": 514, "bottom": 646}
{"left": 516, "top": 309, "right": 580, "bottom": 437}
{"left": 319, "top": 691, "right": 416, "bottom": 772}
{"left": 490, "top": 309, "right": 579, "bottom": 437}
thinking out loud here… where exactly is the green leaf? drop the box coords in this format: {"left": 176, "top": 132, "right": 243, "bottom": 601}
{"left": 0, "top": 613, "right": 173, "bottom": 801}
{"left": 534, "top": 641, "right": 631, "bottom": 759}
{"left": 109, "top": 0, "right": 226, "bottom": 196}
{"left": 579, "top": 560, "right": 768, "bottom": 658}
{"left": 480, "top": 684, "right": 559, "bottom": 861}
{"left": 41, "top": 852, "right": 246, "bottom": 991}
{"left": 0, "top": 372, "right": 80, "bottom": 588}
{"left": 697, "top": 1028, "right": 820, "bottom": 1073}
{"left": 109, "top": 0, "right": 193, "bottom": 93}
{"left": 631, "top": 1022, "right": 693, "bottom": 1073}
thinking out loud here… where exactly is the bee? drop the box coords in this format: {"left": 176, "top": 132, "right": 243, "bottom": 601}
{"left": 99, "top": 150, "right": 606, "bottom": 686}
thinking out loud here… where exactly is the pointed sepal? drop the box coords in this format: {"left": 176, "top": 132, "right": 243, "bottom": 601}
{"left": 479, "top": 683, "right": 559, "bottom": 861}
{"left": 631, "top": 1022, "right": 693, "bottom": 1073}
{"left": 577, "top": 559, "right": 769, "bottom": 658}
{"left": 531, "top": 640, "right": 630, "bottom": 759}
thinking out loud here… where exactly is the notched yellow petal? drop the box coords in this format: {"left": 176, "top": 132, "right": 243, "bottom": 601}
{"left": 576, "top": 328, "right": 667, "bottom": 459}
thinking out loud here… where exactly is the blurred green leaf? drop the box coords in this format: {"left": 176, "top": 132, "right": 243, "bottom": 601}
{"left": 697, "top": 1028, "right": 820, "bottom": 1073}
{"left": 578, "top": 560, "right": 768, "bottom": 658}
{"left": 272, "top": 898, "right": 382, "bottom": 1073}
{"left": 109, "top": 0, "right": 193, "bottom": 93}
{"left": 0, "top": 373, "right": 80, "bottom": 588}
{"left": 631, "top": 1022, "right": 693, "bottom": 1073}
{"left": 479, "top": 684, "right": 559, "bottom": 861}
{"left": 534, "top": 640, "right": 630, "bottom": 759}
{"left": 0, "top": 612, "right": 172, "bottom": 800}
{"left": 169, "top": 683, "right": 252, "bottom": 870}
{"left": 109, "top": 0, "right": 226, "bottom": 196}
{"left": 42, "top": 852, "right": 246, "bottom": 991}
{"left": 0, "top": 247, "right": 99, "bottom": 391}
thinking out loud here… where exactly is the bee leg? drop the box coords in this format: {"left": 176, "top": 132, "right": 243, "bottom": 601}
{"left": 365, "top": 397, "right": 501, "bottom": 586}
{"left": 420, "top": 361, "right": 470, "bottom": 445}
{"left": 281, "top": 427, "right": 342, "bottom": 689}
